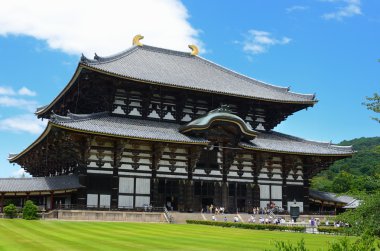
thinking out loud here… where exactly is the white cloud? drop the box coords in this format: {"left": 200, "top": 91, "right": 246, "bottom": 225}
{"left": 0, "top": 0, "right": 201, "bottom": 57}
{"left": 11, "top": 168, "right": 30, "bottom": 178}
{"left": 0, "top": 86, "right": 16, "bottom": 95}
{"left": 322, "top": 0, "right": 362, "bottom": 20}
{"left": 286, "top": 5, "right": 309, "bottom": 13}
{"left": 243, "top": 30, "right": 291, "bottom": 55}
{"left": 0, "top": 96, "right": 38, "bottom": 112}
{"left": 0, "top": 114, "right": 47, "bottom": 134}
{"left": 18, "top": 87, "right": 37, "bottom": 96}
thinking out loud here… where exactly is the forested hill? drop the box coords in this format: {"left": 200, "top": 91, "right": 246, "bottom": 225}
{"left": 311, "top": 137, "right": 380, "bottom": 194}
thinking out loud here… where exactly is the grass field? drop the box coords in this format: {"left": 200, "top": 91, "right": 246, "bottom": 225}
{"left": 0, "top": 219, "right": 352, "bottom": 250}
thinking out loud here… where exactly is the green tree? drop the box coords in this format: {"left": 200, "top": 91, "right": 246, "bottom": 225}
{"left": 3, "top": 204, "right": 17, "bottom": 218}
{"left": 331, "top": 171, "right": 354, "bottom": 193}
{"left": 363, "top": 93, "right": 380, "bottom": 123}
{"left": 337, "top": 191, "right": 380, "bottom": 237}
{"left": 22, "top": 200, "right": 38, "bottom": 220}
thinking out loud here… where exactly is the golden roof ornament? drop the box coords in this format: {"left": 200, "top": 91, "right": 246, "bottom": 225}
{"left": 188, "top": 44, "right": 199, "bottom": 56}
{"left": 133, "top": 34, "right": 144, "bottom": 46}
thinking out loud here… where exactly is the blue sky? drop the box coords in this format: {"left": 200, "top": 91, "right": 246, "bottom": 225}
{"left": 0, "top": 0, "right": 379, "bottom": 177}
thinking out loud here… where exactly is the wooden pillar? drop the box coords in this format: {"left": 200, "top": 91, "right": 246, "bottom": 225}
{"left": 151, "top": 179, "right": 159, "bottom": 207}
{"left": 111, "top": 140, "right": 124, "bottom": 209}
{"left": 0, "top": 193, "right": 4, "bottom": 213}
{"left": 246, "top": 184, "right": 252, "bottom": 213}
{"left": 185, "top": 180, "right": 193, "bottom": 212}
{"left": 186, "top": 146, "right": 202, "bottom": 212}
{"left": 214, "top": 182, "right": 221, "bottom": 209}
{"left": 178, "top": 180, "right": 184, "bottom": 212}
{"left": 26, "top": 192, "right": 30, "bottom": 201}
{"left": 303, "top": 176, "right": 310, "bottom": 213}
{"left": 50, "top": 192, "right": 54, "bottom": 210}
{"left": 221, "top": 182, "right": 228, "bottom": 211}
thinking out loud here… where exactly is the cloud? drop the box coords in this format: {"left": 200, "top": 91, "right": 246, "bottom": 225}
{"left": 322, "top": 0, "right": 362, "bottom": 20}
{"left": 0, "top": 96, "right": 38, "bottom": 112}
{"left": 0, "top": 86, "right": 16, "bottom": 95}
{"left": 0, "top": 114, "right": 47, "bottom": 134}
{"left": 286, "top": 5, "right": 309, "bottom": 13}
{"left": 0, "top": 0, "right": 201, "bottom": 57}
{"left": 18, "top": 87, "right": 37, "bottom": 96}
{"left": 11, "top": 168, "right": 30, "bottom": 178}
{"left": 243, "top": 30, "right": 291, "bottom": 55}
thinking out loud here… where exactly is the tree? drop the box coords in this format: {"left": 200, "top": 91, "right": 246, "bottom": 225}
{"left": 3, "top": 204, "right": 17, "bottom": 218}
{"left": 337, "top": 191, "right": 380, "bottom": 237}
{"left": 22, "top": 200, "right": 38, "bottom": 220}
{"left": 363, "top": 93, "right": 380, "bottom": 123}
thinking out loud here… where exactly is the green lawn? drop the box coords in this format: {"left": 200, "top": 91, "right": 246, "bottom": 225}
{"left": 0, "top": 219, "right": 351, "bottom": 250}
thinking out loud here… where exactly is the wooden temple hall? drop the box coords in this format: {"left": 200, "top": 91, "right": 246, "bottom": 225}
{"left": 3, "top": 35, "right": 354, "bottom": 213}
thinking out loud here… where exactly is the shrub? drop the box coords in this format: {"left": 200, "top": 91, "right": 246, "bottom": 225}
{"left": 317, "top": 226, "right": 345, "bottom": 235}
{"left": 269, "top": 238, "right": 308, "bottom": 251}
{"left": 186, "top": 220, "right": 306, "bottom": 232}
{"left": 327, "top": 234, "right": 379, "bottom": 251}
{"left": 4, "top": 203, "right": 18, "bottom": 218}
{"left": 22, "top": 200, "right": 38, "bottom": 220}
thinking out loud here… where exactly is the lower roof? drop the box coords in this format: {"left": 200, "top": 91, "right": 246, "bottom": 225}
{"left": 0, "top": 175, "right": 82, "bottom": 193}
{"left": 309, "top": 189, "right": 356, "bottom": 205}
{"left": 9, "top": 113, "right": 353, "bottom": 162}
{"left": 50, "top": 113, "right": 352, "bottom": 156}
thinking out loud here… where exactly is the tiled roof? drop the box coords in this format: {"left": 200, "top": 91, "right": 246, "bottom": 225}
{"left": 80, "top": 45, "right": 316, "bottom": 104}
{"left": 50, "top": 112, "right": 352, "bottom": 156}
{"left": 0, "top": 175, "right": 82, "bottom": 193}
{"left": 51, "top": 112, "right": 209, "bottom": 144}
{"left": 309, "top": 189, "right": 356, "bottom": 205}
{"left": 241, "top": 131, "right": 353, "bottom": 156}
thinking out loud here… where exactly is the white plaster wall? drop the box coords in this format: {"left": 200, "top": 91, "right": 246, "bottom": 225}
{"left": 119, "top": 177, "right": 134, "bottom": 193}
{"left": 260, "top": 184, "right": 270, "bottom": 199}
{"left": 118, "top": 195, "right": 133, "bottom": 208}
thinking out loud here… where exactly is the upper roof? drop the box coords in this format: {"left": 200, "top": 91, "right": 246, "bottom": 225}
{"left": 80, "top": 45, "right": 316, "bottom": 104}
{"left": 0, "top": 175, "right": 82, "bottom": 193}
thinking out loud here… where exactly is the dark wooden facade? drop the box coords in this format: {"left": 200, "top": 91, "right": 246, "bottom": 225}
{"left": 9, "top": 43, "right": 353, "bottom": 213}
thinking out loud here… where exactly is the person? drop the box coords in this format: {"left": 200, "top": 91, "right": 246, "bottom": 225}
{"left": 248, "top": 215, "right": 255, "bottom": 223}
{"left": 311, "top": 218, "right": 315, "bottom": 228}
{"left": 325, "top": 220, "right": 329, "bottom": 226}
{"left": 210, "top": 204, "right": 213, "bottom": 214}
{"left": 259, "top": 217, "right": 264, "bottom": 224}
{"left": 215, "top": 207, "right": 219, "bottom": 215}
{"left": 212, "top": 215, "right": 216, "bottom": 221}
{"left": 220, "top": 207, "right": 224, "bottom": 214}
{"left": 224, "top": 216, "right": 227, "bottom": 222}
{"left": 252, "top": 207, "right": 256, "bottom": 215}
{"left": 234, "top": 216, "right": 239, "bottom": 222}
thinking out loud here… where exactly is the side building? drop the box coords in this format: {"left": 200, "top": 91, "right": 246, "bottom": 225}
{"left": 4, "top": 36, "right": 353, "bottom": 213}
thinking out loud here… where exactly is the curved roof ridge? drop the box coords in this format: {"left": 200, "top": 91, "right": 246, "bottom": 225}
{"left": 194, "top": 56, "right": 316, "bottom": 101}
{"left": 82, "top": 46, "right": 140, "bottom": 64}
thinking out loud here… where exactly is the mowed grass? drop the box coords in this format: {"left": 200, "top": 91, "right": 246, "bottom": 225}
{"left": 0, "top": 219, "right": 352, "bottom": 251}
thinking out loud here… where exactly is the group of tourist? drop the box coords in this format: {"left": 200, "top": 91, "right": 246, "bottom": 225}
{"left": 202, "top": 204, "right": 225, "bottom": 215}
{"left": 247, "top": 215, "right": 286, "bottom": 224}
{"left": 252, "top": 205, "right": 278, "bottom": 215}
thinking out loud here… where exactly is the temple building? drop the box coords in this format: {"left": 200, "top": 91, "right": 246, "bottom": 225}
{"left": 4, "top": 35, "right": 354, "bottom": 213}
